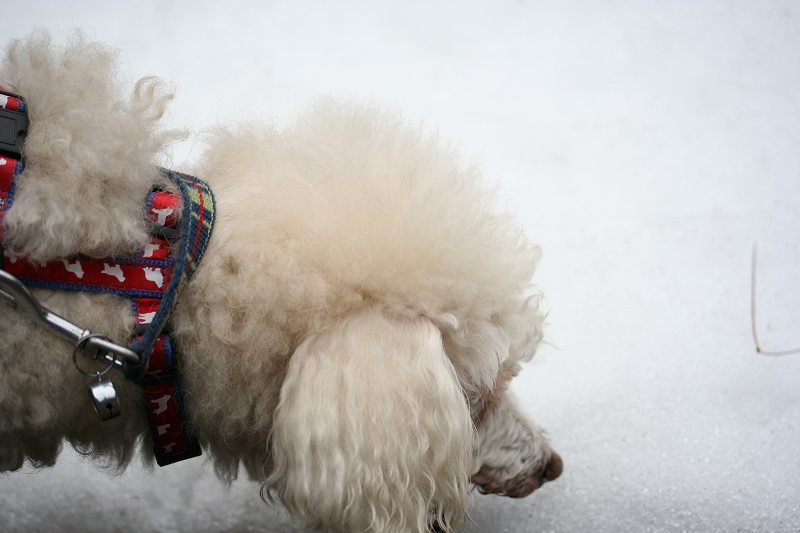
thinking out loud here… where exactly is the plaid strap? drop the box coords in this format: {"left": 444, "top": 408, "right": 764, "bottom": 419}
{"left": 132, "top": 173, "right": 215, "bottom": 465}
{"left": 133, "top": 174, "right": 214, "bottom": 465}
{"left": 126, "top": 170, "right": 215, "bottom": 380}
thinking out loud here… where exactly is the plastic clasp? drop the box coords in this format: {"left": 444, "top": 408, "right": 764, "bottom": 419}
{"left": 0, "top": 90, "right": 29, "bottom": 162}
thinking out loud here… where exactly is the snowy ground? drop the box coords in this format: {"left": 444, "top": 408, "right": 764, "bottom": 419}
{"left": 2, "top": 2, "right": 800, "bottom": 532}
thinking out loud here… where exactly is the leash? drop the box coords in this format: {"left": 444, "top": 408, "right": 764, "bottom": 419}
{"left": 0, "top": 89, "right": 214, "bottom": 466}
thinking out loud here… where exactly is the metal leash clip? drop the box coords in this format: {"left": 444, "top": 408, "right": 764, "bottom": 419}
{"left": 1, "top": 250, "right": 140, "bottom": 420}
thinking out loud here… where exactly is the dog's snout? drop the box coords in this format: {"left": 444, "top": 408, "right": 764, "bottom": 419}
{"left": 472, "top": 450, "right": 563, "bottom": 499}
{"left": 544, "top": 451, "right": 563, "bottom": 481}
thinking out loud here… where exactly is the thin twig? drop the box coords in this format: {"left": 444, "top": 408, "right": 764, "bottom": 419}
{"left": 751, "top": 243, "right": 800, "bottom": 356}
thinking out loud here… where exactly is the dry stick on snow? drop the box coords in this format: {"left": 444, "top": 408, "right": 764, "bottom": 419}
{"left": 750, "top": 243, "right": 800, "bottom": 356}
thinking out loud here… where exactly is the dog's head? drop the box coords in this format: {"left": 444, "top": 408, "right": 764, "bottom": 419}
{"left": 266, "top": 306, "right": 560, "bottom": 532}
{"left": 196, "top": 100, "right": 561, "bottom": 532}
{"left": 434, "top": 297, "right": 562, "bottom": 500}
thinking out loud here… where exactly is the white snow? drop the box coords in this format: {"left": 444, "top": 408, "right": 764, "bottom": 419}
{"left": 2, "top": 1, "right": 799, "bottom": 531}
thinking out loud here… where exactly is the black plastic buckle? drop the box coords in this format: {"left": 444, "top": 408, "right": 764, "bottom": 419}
{"left": 0, "top": 91, "right": 29, "bottom": 162}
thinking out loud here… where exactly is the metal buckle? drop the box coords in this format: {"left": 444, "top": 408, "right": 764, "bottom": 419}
{"left": 0, "top": 90, "right": 29, "bottom": 162}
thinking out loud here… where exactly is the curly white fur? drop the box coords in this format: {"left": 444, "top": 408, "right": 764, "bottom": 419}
{"left": 0, "top": 32, "right": 560, "bottom": 532}
{"left": 0, "top": 31, "right": 182, "bottom": 261}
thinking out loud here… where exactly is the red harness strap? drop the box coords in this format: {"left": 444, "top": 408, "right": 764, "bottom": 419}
{"left": 135, "top": 190, "right": 201, "bottom": 464}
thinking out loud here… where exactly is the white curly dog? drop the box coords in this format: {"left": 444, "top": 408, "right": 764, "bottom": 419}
{"left": 0, "top": 33, "right": 561, "bottom": 532}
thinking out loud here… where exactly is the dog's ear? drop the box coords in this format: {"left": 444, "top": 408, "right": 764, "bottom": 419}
{"left": 266, "top": 308, "right": 473, "bottom": 532}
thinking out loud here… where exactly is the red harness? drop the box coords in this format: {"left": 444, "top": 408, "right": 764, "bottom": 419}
{"left": 1, "top": 90, "right": 206, "bottom": 466}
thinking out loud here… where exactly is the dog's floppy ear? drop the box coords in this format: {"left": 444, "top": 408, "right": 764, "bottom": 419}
{"left": 266, "top": 307, "right": 472, "bottom": 532}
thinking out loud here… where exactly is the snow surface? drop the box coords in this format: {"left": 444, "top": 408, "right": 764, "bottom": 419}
{"left": 2, "top": 1, "right": 799, "bottom": 531}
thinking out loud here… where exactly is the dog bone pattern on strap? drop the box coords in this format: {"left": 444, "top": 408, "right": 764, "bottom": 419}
{"left": 2, "top": 254, "right": 174, "bottom": 297}
{"left": 0, "top": 164, "right": 215, "bottom": 466}
{"left": 135, "top": 332, "right": 202, "bottom": 465}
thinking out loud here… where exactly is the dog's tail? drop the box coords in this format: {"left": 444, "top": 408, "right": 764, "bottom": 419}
{"left": 265, "top": 307, "right": 472, "bottom": 533}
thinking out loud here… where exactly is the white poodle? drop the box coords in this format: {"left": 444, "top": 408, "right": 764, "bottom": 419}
{"left": 0, "top": 33, "right": 561, "bottom": 532}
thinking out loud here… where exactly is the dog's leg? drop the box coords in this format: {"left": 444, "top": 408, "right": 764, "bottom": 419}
{"left": 266, "top": 307, "right": 472, "bottom": 533}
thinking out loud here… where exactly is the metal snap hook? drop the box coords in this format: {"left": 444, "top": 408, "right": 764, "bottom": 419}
{"left": 71, "top": 334, "right": 116, "bottom": 377}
